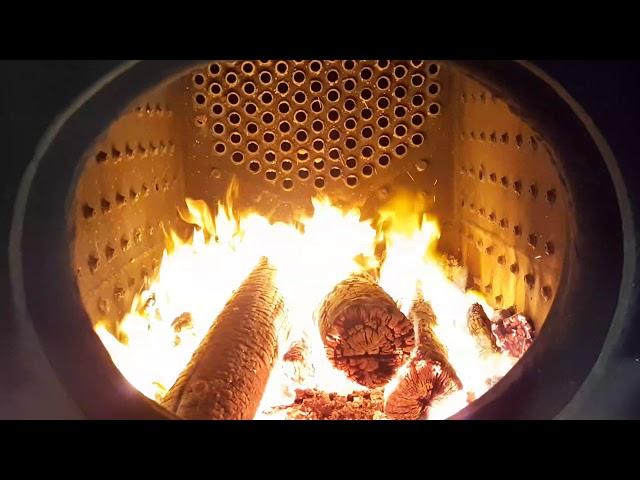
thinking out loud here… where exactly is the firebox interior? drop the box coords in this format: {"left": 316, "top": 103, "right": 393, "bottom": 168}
{"left": 72, "top": 60, "right": 570, "bottom": 343}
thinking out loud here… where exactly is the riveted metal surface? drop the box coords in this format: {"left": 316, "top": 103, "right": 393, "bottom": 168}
{"left": 451, "top": 74, "right": 571, "bottom": 330}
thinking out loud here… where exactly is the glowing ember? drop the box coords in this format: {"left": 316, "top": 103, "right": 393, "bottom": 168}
{"left": 94, "top": 180, "right": 531, "bottom": 419}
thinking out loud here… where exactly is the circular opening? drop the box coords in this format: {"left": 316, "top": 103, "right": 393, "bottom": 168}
{"left": 277, "top": 81, "right": 289, "bottom": 95}
{"left": 427, "top": 63, "right": 440, "bottom": 76}
{"left": 265, "top": 169, "right": 277, "bottom": 181}
{"left": 280, "top": 140, "right": 292, "bottom": 152}
{"left": 259, "top": 71, "right": 272, "bottom": 85}
{"left": 329, "top": 166, "right": 342, "bottom": 178}
{"left": 296, "top": 129, "right": 308, "bottom": 142}
{"left": 309, "top": 60, "right": 322, "bottom": 73}
{"left": 362, "top": 164, "right": 374, "bottom": 176}
{"left": 282, "top": 178, "right": 294, "bottom": 191}
{"left": 377, "top": 96, "right": 389, "bottom": 109}
{"left": 344, "top": 98, "right": 356, "bottom": 111}
{"left": 210, "top": 83, "right": 222, "bottom": 95}
{"left": 313, "top": 158, "right": 325, "bottom": 170}
{"left": 346, "top": 174, "right": 358, "bottom": 187}
{"left": 228, "top": 112, "right": 241, "bottom": 125}
{"left": 314, "top": 176, "right": 326, "bottom": 189}
{"left": 194, "top": 93, "right": 206, "bottom": 105}
{"left": 376, "top": 60, "right": 390, "bottom": 69}
{"left": 411, "top": 133, "right": 424, "bottom": 146}
{"left": 278, "top": 101, "right": 290, "bottom": 114}
{"left": 244, "top": 102, "right": 257, "bottom": 115}
{"left": 230, "top": 132, "right": 242, "bottom": 144}
{"left": 312, "top": 120, "right": 324, "bottom": 133}
{"left": 247, "top": 141, "right": 259, "bottom": 153}
{"left": 428, "top": 82, "right": 440, "bottom": 96}
{"left": 394, "top": 65, "right": 407, "bottom": 79}
{"left": 377, "top": 76, "right": 390, "bottom": 90}
{"left": 394, "top": 124, "right": 407, "bottom": 138}
{"left": 360, "top": 67, "right": 373, "bottom": 80}
{"left": 344, "top": 117, "right": 357, "bottom": 130}
{"left": 246, "top": 122, "right": 258, "bottom": 135}
{"left": 327, "top": 89, "right": 340, "bottom": 102}
{"left": 377, "top": 116, "right": 390, "bottom": 129}
{"left": 262, "top": 111, "right": 274, "bottom": 124}
{"left": 378, "top": 153, "right": 390, "bottom": 167}
{"left": 242, "top": 62, "right": 254, "bottom": 74}
{"left": 297, "top": 149, "right": 309, "bottom": 161}
{"left": 248, "top": 160, "right": 261, "bottom": 173}
{"left": 311, "top": 99, "right": 323, "bottom": 113}
{"left": 394, "top": 143, "right": 407, "bottom": 157}
{"left": 411, "top": 112, "right": 425, "bottom": 127}
{"left": 225, "top": 72, "right": 238, "bottom": 85}
{"left": 232, "top": 151, "right": 244, "bottom": 163}
{"left": 279, "top": 121, "right": 291, "bottom": 133}
{"left": 265, "top": 151, "right": 276, "bottom": 163}
{"left": 213, "top": 123, "right": 225, "bottom": 135}
{"left": 208, "top": 63, "right": 221, "bottom": 75}
{"left": 361, "top": 88, "right": 373, "bottom": 101}
{"left": 329, "top": 129, "right": 341, "bottom": 141}
{"left": 261, "top": 91, "right": 273, "bottom": 105}
{"left": 346, "top": 157, "right": 357, "bottom": 169}
{"left": 298, "top": 167, "right": 310, "bottom": 180}
{"left": 281, "top": 159, "right": 293, "bottom": 171}
{"left": 227, "top": 92, "right": 240, "bottom": 105}
{"left": 293, "top": 70, "right": 306, "bottom": 84}
{"left": 361, "top": 108, "right": 373, "bottom": 120}
{"left": 294, "top": 91, "right": 307, "bottom": 104}
{"left": 327, "top": 109, "right": 340, "bottom": 122}
{"left": 263, "top": 131, "right": 275, "bottom": 143}
{"left": 346, "top": 137, "right": 357, "bottom": 149}
{"left": 276, "top": 61, "right": 288, "bottom": 75}
{"left": 326, "top": 69, "right": 339, "bottom": 83}
{"left": 343, "top": 78, "right": 356, "bottom": 91}
{"left": 313, "top": 139, "right": 324, "bottom": 151}
{"left": 394, "top": 105, "right": 406, "bottom": 118}
{"left": 412, "top": 94, "right": 424, "bottom": 107}
{"left": 361, "top": 126, "right": 374, "bottom": 139}
{"left": 361, "top": 146, "right": 373, "bottom": 158}
{"left": 343, "top": 60, "right": 355, "bottom": 70}
{"left": 243, "top": 82, "right": 256, "bottom": 95}
{"left": 328, "top": 148, "right": 341, "bottom": 160}
{"left": 310, "top": 80, "right": 323, "bottom": 93}
{"left": 193, "top": 74, "right": 205, "bottom": 86}
{"left": 428, "top": 102, "right": 441, "bottom": 116}
{"left": 394, "top": 85, "right": 407, "bottom": 99}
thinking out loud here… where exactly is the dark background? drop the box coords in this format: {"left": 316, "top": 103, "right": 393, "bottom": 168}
{"left": 1, "top": 60, "right": 638, "bottom": 418}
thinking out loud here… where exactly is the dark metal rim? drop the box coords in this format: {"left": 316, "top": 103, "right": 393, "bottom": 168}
{"left": 9, "top": 60, "right": 633, "bottom": 419}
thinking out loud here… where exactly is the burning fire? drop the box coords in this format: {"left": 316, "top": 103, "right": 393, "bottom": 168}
{"left": 95, "top": 179, "right": 522, "bottom": 419}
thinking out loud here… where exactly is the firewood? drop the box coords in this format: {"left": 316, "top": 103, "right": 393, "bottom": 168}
{"left": 161, "top": 258, "right": 287, "bottom": 420}
{"left": 384, "top": 295, "right": 462, "bottom": 420}
{"left": 317, "top": 273, "right": 415, "bottom": 388}
{"left": 491, "top": 307, "right": 534, "bottom": 358}
{"left": 467, "top": 303, "right": 500, "bottom": 354}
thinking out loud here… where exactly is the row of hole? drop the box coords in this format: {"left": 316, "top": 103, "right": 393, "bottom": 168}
{"left": 461, "top": 130, "right": 539, "bottom": 151}
{"left": 459, "top": 167, "right": 557, "bottom": 204}
{"left": 460, "top": 92, "right": 497, "bottom": 104}
{"left": 134, "top": 103, "right": 172, "bottom": 117}
{"left": 94, "top": 140, "right": 175, "bottom": 164}
{"left": 464, "top": 231, "right": 555, "bottom": 303}
{"left": 81, "top": 174, "right": 177, "bottom": 220}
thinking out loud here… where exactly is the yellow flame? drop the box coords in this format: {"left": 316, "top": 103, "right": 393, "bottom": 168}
{"left": 95, "top": 182, "right": 518, "bottom": 418}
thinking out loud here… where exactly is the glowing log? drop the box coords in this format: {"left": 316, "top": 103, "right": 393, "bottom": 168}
{"left": 162, "top": 257, "right": 287, "bottom": 419}
{"left": 317, "top": 273, "right": 415, "bottom": 388}
{"left": 467, "top": 303, "right": 499, "bottom": 355}
{"left": 384, "top": 296, "right": 462, "bottom": 420}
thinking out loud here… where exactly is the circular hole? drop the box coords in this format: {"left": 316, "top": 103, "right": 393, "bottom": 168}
{"left": 277, "top": 81, "right": 289, "bottom": 95}
{"left": 346, "top": 157, "right": 357, "bottom": 169}
{"left": 394, "top": 124, "right": 407, "bottom": 137}
{"left": 230, "top": 132, "right": 242, "bottom": 144}
{"left": 499, "top": 218, "right": 508, "bottom": 229}
{"left": 263, "top": 131, "right": 275, "bottom": 143}
{"left": 294, "top": 91, "right": 307, "bottom": 104}
{"left": 497, "top": 255, "right": 506, "bottom": 266}
{"left": 265, "top": 151, "right": 276, "bottom": 163}
{"left": 490, "top": 132, "right": 498, "bottom": 143}
{"left": 376, "top": 96, "right": 389, "bottom": 109}
{"left": 344, "top": 98, "right": 356, "bottom": 111}
{"left": 313, "top": 158, "right": 325, "bottom": 170}
{"left": 428, "top": 82, "right": 440, "bottom": 95}
{"left": 509, "top": 263, "right": 519, "bottom": 275}
{"left": 515, "top": 134, "right": 524, "bottom": 148}
{"left": 362, "top": 164, "right": 374, "bottom": 176}
{"left": 344, "top": 117, "right": 357, "bottom": 130}
{"left": 530, "top": 184, "right": 539, "bottom": 198}
{"left": 327, "top": 89, "right": 340, "bottom": 102}
{"left": 327, "top": 109, "right": 340, "bottom": 122}
{"left": 248, "top": 160, "right": 261, "bottom": 173}
{"left": 282, "top": 178, "right": 294, "bottom": 191}
{"left": 298, "top": 167, "right": 310, "bottom": 179}
{"left": 428, "top": 102, "right": 441, "bottom": 116}
{"left": 541, "top": 285, "right": 553, "bottom": 301}
{"left": 361, "top": 108, "right": 373, "bottom": 120}
{"left": 394, "top": 85, "right": 407, "bottom": 99}
{"left": 377, "top": 116, "right": 390, "bottom": 128}
{"left": 393, "top": 65, "right": 407, "bottom": 79}
{"left": 501, "top": 176, "right": 509, "bottom": 188}
{"left": 528, "top": 233, "right": 539, "bottom": 249}
{"left": 281, "top": 159, "right": 293, "bottom": 171}
{"left": 394, "top": 105, "right": 406, "bottom": 118}
{"left": 326, "top": 69, "right": 339, "bottom": 83}
{"left": 209, "top": 63, "right": 221, "bottom": 75}
{"left": 293, "top": 70, "right": 306, "bottom": 84}
{"left": 411, "top": 113, "right": 425, "bottom": 126}
{"left": 227, "top": 92, "right": 240, "bottom": 105}
{"left": 214, "top": 142, "right": 226, "bottom": 154}
{"left": 247, "top": 141, "right": 259, "bottom": 153}
{"left": 278, "top": 101, "right": 290, "bottom": 114}
{"left": 232, "top": 151, "right": 244, "bottom": 163}
{"left": 343, "top": 78, "right": 356, "bottom": 91}
{"left": 297, "top": 149, "right": 309, "bottom": 161}
{"left": 328, "top": 148, "right": 341, "bottom": 160}
{"left": 225, "top": 72, "right": 238, "bottom": 85}
{"left": 279, "top": 121, "right": 291, "bottom": 133}
{"left": 228, "top": 112, "right": 241, "bottom": 125}
{"left": 361, "top": 126, "right": 374, "bottom": 139}
{"left": 193, "top": 73, "right": 205, "bottom": 86}
{"left": 411, "top": 133, "right": 424, "bottom": 146}
{"left": 360, "top": 67, "right": 373, "bottom": 80}
{"left": 513, "top": 180, "right": 522, "bottom": 195}
{"left": 313, "top": 139, "right": 324, "bottom": 151}
{"left": 501, "top": 132, "right": 509, "bottom": 144}
{"left": 259, "top": 71, "right": 272, "bottom": 85}
{"left": 378, "top": 154, "right": 390, "bottom": 167}
{"left": 394, "top": 144, "right": 407, "bottom": 157}
{"left": 194, "top": 93, "right": 206, "bottom": 105}
{"left": 265, "top": 169, "right": 277, "bottom": 181}
{"left": 545, "top": 241, "right": 555, "bottom": 255}
{"left": 346, "top": 174, "right": 358, "bottom": 187}
{"left": 244, "top": 102, "right": 257, "bottom": 115}
{"left": 530, "top": 136, "right": 539, "bottom": 151}
{"left": 312, "top": 120, "right": 324, "bottom": 133}
{"left": 243, "top": 82, "right": 256, "bottom": 95}
{"left": 210, "top": 82, "right": 222, "bottom": 95}
{"left": 361, "top": 88, "right": 373, "bottom": 101}
{"left": 281, "top": 140, "right": 292, "bottom": 152}
{"left": 489, "top": 173, "right": 497, "bottom": 183}
{"left": 310, "top": 80, "right": 323, "bottom": 93}
{"left": 525, "top": 274, "right": 535, "bottom": 289}
{"left": 346, "top": 137, "right": 357, "bottom": 149}
{"left": 361, "top": 146, "right": 373, "bottom": 158}
{"left": 261, "top": 91, "right": 273, "bottom": 105}
{"left": 343, "top": 60, "right": 355, "bottom": 70}
{"left": 546, "top": 189, "right": 557, "bottom": 204}
{"left": 296, "top": 129, "right": 308, "bottom": 142}
{"left": 376, "top": 60, "right": 389, "bottom": 69}
{"left": 246, "top": 122, "right": 258, "bottom": 135}
{"left": 329, "top": 128, "right": 341, "bottom": 141}
{"left": 411, "top": 73, "right": 425, "bottom": 87}
{"left": 376, "top": 76, "right": 390, "bottom": 90}
{"left": 262, "top": 111, "right": 274, "bottom": 124}
{"left": 276, "top": 61, "right": 288, "bottom": 75}
{"left": 309, "top": 60, "right": 322, "bottom": 73}
{"left": 213, "top": 123, "right": 225, "bottom": 135}
{"left": 412, "top": 94, "right": 424, "bottom": 107}
{"left": 330, "top": 166, "right": 342, "bottom": 178}
{"left": 427, "top": 63, "right": 440, "bottom": 76}
{"left": 314, "top": 176, "right": 326, "bottom": 189}
{"left": 311, "top": 99, "right": 323, "bottom": 113}
{"left": 242, "top": 62, "right": 254, "bottom": 74}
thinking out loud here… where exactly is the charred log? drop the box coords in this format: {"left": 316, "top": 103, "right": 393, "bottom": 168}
{"left": 491, "top": 307, "right": 535, "bottom": 358}
{"left": 467, "top": 303, "right": 500, "bottom": 354}
{"left": 317, "top": 273, "right": 415, "bottom": 388}
{"left": 384, "top": 296, "right": 462, "bottom": 420}
{"left": 162, "top": 258, "right": 287, "bottom": 420}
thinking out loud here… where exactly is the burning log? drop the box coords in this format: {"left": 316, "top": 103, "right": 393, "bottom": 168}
{"left": 467, "top": 303, "right": 500, "bottom": 355}
{"left": 162, "top": 257, "right": 287, "bottom": 420}
{"left": 491, "top": 307, "right": 535, "bottom": 358}
{"left": 384, "top": 296, "right": 462, "bottom": 420}
{"left": 317, "top": 273, "right": 415, "bottom": 388}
